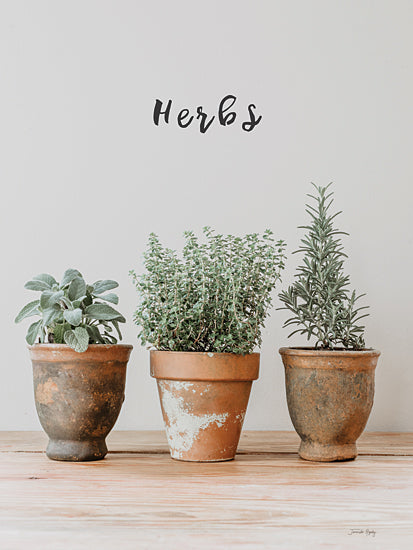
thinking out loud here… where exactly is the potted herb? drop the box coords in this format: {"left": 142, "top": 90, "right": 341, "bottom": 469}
{"left": 131, "top": 228, "right": 286, "bottom": 462}
{"left": 15, "top": 269, "right": 132, "bottom": 461}
{"left": 278, "top": 184, "right": 380, "bottom": 462}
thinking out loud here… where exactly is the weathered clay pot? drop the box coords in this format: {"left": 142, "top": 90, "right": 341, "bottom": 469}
{"left": 279, "top": 347, "right": 380, "bottom": 462}
{"left": 30, "top": 344, "right": 132, "bottom": 461}
{"left": 150, "top": 351, "right": 259, "bottom": 462}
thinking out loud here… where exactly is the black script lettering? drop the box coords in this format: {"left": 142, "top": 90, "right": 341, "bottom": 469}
{"left": 242, "top": 104, "right": 262, "bottom": 132}
{"left": 177, "top": 109, "right": 194, "bottom": 128}
{"left": 218, "top": 95, "right": 237, "bottom": 126}
{"left": 153, "top": 99, "right": 172, "bottom": 126}
{"left": 196, "top": 106, "right": 215, "bottom": 134}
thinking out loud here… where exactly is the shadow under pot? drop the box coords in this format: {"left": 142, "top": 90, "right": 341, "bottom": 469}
{"left": 30, "top": 344, "right": 132, "bottom": 461}
{"left": 279, "top": 347, "right": 380, "bottom": 462}
{"left": 150, "top": 351, "right": 259, "bottom": 462}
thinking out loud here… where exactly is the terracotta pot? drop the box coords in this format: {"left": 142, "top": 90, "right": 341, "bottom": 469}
{"left": 279, "top": 347, "right": 380, "bottom": 462}
{"left": 30, "top": 344, "right": 132, "bottom": 461}
{"left": 150, "top": 351, "right": 259, "bottom": 462}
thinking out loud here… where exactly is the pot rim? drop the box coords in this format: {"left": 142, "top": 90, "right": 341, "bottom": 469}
{"left": 150, "top": 350, "right": 260, "bottom": 381}
{"left": 279, "top": 346, "right": 380, "bottom": 357}
{"left": 28, "top": 343, "right": 133, "bottom": 363}
{"left": 148, "top": 350, "right": 260, "bottom": 357}
{"left": 28, "top": 343, "right": 133, "bottom": 350}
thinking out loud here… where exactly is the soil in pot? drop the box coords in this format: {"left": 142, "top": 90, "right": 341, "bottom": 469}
{"left": 150, "top": 351, "right": 259, "bottom": 462}
{"left": 279, "top": 347, "right": 380, "bottom": 462}
{"left": 30, "top": 344, "right": 133, "bottom": 461}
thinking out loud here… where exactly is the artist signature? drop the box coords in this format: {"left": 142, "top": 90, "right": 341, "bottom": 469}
{"left": 348, "top": 528, "right": 376, "bottom": 537}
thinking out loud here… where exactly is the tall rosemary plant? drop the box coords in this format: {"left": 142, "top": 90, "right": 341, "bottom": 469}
{"left": 278, "top": 183, "right": 368, "bottom": 350}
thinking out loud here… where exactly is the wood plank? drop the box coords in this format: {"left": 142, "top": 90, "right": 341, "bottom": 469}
{"left": 1, "top": 430, "right": 413, "bottom": 455}
{"left": 0, "top": 452, "right": 412, "bottom": 549}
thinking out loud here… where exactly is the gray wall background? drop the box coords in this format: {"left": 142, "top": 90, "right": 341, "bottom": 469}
{"left": 1, "top": 1, "right": 412, "bottom": 431}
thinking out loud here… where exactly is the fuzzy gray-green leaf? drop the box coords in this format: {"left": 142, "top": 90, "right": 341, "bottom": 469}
{"left": 61, "top": 269, "right": 83, "bottom": 287}
{"left": 26, "top": 320, "right": 42, "bottom": 345}
{"left": 64, "top": 327, "right": 89, "bottom": 353}
{"left": 112, "top": 319, "right": 122, "bottom": 340}
{"left": 24, "top": 280, "right": 51, "bottom": 291}
{"left": 68, "top": 277, "right": 86, "bottom": 301}
{"left": 63, "top": 308, "right": 82, "bottom": 327}
{"left": 40, "top": 290, "right": 64, "bottom": 310}
{"left": 15, "top": 300, "right": 40, "bottom": 323}
{"left": 53, "top": 322, "right": 71, "bottom": 344}
{"left": 99, "top": 293, "right": 119, "bottom": 305}
{"left": 92, "top": 280, "right": 119, "bottom": 295}
{"left": 42, "top": 304, "right": 62, "bottom": 325}
{"left": 33, "top": 273, "right": 57, "bottom": 288}
{"left": 84, "top": 303, "right": 125, "bottom": 322}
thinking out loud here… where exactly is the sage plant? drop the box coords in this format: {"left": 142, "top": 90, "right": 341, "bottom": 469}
{"left": 15, "top": 269, "right": 125, "bottom": 352}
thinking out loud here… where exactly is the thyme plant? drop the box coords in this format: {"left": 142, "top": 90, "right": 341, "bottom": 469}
{"left": 131, "top": 227, "right": 286, "bottom": 354}
{"left": 278, "top": 183, "right": 368, "bottom": 350}
{"left": 15, "top": 269, "right": 125, "bottom": 352}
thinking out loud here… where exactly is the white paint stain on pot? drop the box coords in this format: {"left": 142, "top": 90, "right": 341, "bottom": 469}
{"left": 198, "top": 383, "right": 211, "bottom": 397}
{"left": 235, "top": 411, "right": 246, "bottom": 424}
{"left": 172, "top": 381, "right": 194, "bottom": 391}
{"left": 158, "top": 380, "right": 228, "bottom": 459}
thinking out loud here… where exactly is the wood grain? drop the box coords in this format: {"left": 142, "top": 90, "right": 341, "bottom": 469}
{"left": 0, "top": 432, "right": 412, "bottom": 549}
{"left": 1, "top": 430, "right": 413, "bottom": 455}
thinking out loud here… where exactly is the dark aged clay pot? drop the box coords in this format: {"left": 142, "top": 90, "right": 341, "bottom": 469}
{"left": 279, "top": 347, "right": 380, "bottom": 462}
{"left": 30, "top": 344, "right": 132, "bottom": 462}
{"left": 150, "top": 351, "right": 259, "bottom": 462}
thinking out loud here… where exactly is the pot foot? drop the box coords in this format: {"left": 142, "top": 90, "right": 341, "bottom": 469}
{"left": 298, "top": 440, "right": 357, "bottom": 462}
{"left": 171, "top": 454, "right": 235, "bottom": 462}
{"left": 46, "top": 438, "right": 108, "bottom": 461}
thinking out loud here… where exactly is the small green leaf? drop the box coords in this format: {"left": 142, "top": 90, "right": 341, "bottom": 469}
{"left": 103, "top": 333, "right": 117, "bottom": 344}
{"left": 26, "top": 320, "right": 42, "bottom": 345}
{"left": 72, "top": 296, "right": 87, "bottom": 308}
{"left": 33, "top": 273, "right": 57, "bottom": 288}
{"left": 99, "top": 293, "right": 119, "bottom": 305}
{"left": 15, "top": 300, "right": 40, "bottom": 323}
{"left": 64, "top": 327, "right": 89, "bottom": 353}
{"left": 86, "top": 325, "right": 104, "bottom": 344}
{"left": 60, "top": 296, "right": 73, "bottom": 309}
{"left": 63, "top": 308, "right": 82, "bottom": 327}
{"left": 92, "top": 280, "right": 119, "bottom": 295}
{"left": 24, "top": 280, "right": 50, "bottom": 291}
{"left": 68, "top": 277, "right": 86, "bottom": 301}
{"left": 84, "top": 303, "right": 125, "bottom": 322}
{"left": 53, "top": 322, "right": 71, "bottom": 343}
{"left": 83, "top": 292, "right": 93, "bottom": 307}
{"left": 40, "top": 290, "right": 64, "bottom": 310}
{"left": 61, "top": 269, "right": 83, "bottom": 287}
{"left": 112, "top": 319, "right": 122, "bottom": 341}
{"left": 42, "top": 304, "right": 62, "bottom": 326}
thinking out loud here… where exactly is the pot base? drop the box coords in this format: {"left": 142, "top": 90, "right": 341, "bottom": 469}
{"left": 299, "top": 440, "right": 357, "bottom": 462}
{"left": 46, "top": 438, "right": 108, "bottom": 462}
{"left": 171, "top": 455, "right": 235, "bottom": 463}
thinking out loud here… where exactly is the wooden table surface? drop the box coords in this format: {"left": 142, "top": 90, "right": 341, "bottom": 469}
{"left": 1, "top": 431, "right": 412, "bottom": 549}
